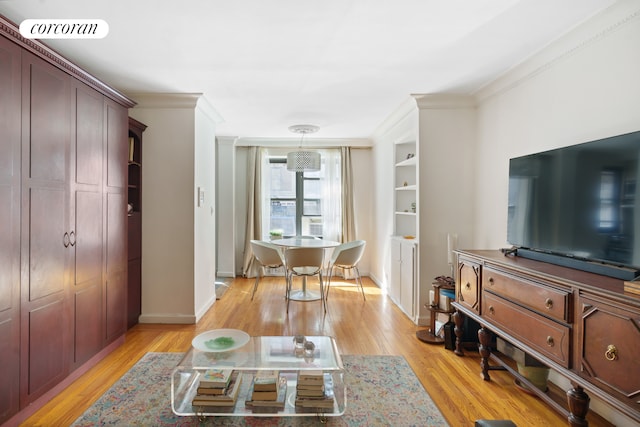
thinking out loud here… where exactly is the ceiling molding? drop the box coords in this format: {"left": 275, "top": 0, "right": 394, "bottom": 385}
{"left": 196, "top": 95, "right": 224, "bottom": 125}
{"left": 371, "top": 97, "right": 417, "bottom": 141}
{"left": 0, "top": 15, "right": 135, "bottom": 108}
{"left": 233, "top": 137, "right": 372, "bottom": 148}
{"left": 475, "top": 2, "right": 640, "bottom": 104}
{"left": 128, "top": 92, "right": 203, "bottom": 109}
{"left": 411, "top": 93, "right": 477, "bottom": 109}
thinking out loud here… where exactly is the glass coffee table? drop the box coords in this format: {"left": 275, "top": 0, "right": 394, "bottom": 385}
{"left": 171, "top": 335, "right": 346, "bottom": 418}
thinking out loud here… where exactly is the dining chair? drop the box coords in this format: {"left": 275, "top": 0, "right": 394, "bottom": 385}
{"left": 284, "top": 247, "right": 326, "bottom": 313}
{"left": 249, "top": 240, "right": 285, "bottom": 301}
{"left": 325, "top": 240, "right": 366, "bottom": 301}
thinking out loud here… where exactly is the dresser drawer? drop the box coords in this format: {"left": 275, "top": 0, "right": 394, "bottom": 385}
{"left": 457, "top": 258, "right": 480, "bottom": 314}
{"left": 482, "top": 291, "right": 570, "bottom": 368}
{"left": 483, "top": 267, "right": 570, "bottom": 322}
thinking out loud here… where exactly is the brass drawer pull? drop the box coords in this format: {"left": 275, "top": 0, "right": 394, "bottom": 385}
{"left": 605, "top": 344, "right": 618, "bottom": 361}
{"left": 546, "top": 336, "right": 555, "bottom": 347}
{"left": 545, "top": 298, "right": 553, "bottom": 309}
{"left": 488, "top": 306, "right": 495, "bottom": 315}
{"left": 465, "top": 282, "right": 471, "bottom": 289}
{"left": 488, "top": 277, "right": 494, "bottom": 285}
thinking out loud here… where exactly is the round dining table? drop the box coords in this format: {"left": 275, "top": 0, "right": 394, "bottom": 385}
{"left": 272, "top": 237, "right": 340, "bottom": 301}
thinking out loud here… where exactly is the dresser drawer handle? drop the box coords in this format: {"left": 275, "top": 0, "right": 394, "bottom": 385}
{"left": 605, "top": 344, "right": 618, "bottom": 361}
{"left": 545, "top": 298, "right": 553, "bottom": 309}
{"left": 488, "top": 277, "right": 494, "bottom": 285}
{"left": 546, "top": 336, "right": 554, "bottom": 347}
{"left": 465, "top": 282, "right": 471, "bottom": 289}
{"left": 488, "top": 306, "right": 495, "bottom": 315}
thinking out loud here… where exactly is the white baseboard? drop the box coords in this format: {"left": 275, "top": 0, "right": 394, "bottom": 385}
{"left": 138, "top": 313, "right": 197, "bottom": 324}
{"left": 195, "top": 296, "right": 217, "bottom": 322}
{"left": 216, "top": 271, "right": 235, "bottom": 278}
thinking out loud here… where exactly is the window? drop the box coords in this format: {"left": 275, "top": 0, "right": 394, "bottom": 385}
{"left": 598, "top": 169, "right": 620, "bottom": 231}
{"left": 264, "top": 149, "right": 341, "bottom": 240}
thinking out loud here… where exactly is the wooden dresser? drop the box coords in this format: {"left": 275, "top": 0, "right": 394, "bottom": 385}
{"left": 452, "top": 250, "right": 640, "bottom": 426}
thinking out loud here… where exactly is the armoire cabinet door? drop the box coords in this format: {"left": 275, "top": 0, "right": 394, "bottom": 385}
{"left": 72, "top": 83, "right": 105, "bottom": 367}
{"left": 20, "top": 50, "right": 73, "bottom": 404}
{"left": 0, "top": 34, "right": 22, "bottom": 424}
{"left": 104, "top": 100, "right": 128, "bottom": 342}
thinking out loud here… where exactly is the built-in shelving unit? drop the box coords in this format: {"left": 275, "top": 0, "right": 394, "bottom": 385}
{"left": 390, "top": 132, "right": 419, "bottom": 322}
{"left": 381, "top": 94, "right": 476, "bottom": 326}
{"left": 393, "top": 139, "right": 418, "bottom": 238}
{"left": 127, "top": 117, "right": 147, "bottom": 329}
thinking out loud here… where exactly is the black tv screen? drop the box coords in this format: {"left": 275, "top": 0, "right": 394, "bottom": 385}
{"left": 507, "top": 130, "right": 640, "bottom": 279}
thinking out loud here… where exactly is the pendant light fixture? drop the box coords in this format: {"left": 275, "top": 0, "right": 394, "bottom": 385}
{"left": 287, "top": 124, "right": 321, "bottom": 172}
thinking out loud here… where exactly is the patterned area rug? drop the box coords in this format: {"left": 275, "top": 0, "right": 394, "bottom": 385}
{"left": 72, "top": 352, "right": 449, "bottom": 426}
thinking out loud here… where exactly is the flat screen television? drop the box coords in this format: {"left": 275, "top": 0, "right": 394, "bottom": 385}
{"left": 507, "top": 130, "right": 640, "bottom": 280}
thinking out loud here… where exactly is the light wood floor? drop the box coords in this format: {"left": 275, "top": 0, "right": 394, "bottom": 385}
{"left": 21, "top": 276, "right": 613, "bottom": 426}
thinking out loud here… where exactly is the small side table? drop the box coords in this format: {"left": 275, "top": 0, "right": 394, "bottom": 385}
{"left": 416, "top": 279, "right": 455, "bottom": 344}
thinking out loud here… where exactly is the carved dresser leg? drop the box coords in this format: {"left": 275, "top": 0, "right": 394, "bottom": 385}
{"left": 452, "top": 310, "right": 465, "bottom": 356}
{"left": 477, "top": 326, "right": 492, "bottom": 381}
{"left": 567, "top": 385, "right": 590, "bottom": 427}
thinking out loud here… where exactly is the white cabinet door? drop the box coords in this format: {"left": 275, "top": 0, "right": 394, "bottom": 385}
{"left": 390, "top": 238, "right": 402, "bottom": 304}
{"left": 399, "top": 241, "right": 416, "bottom": 318}
{"left": 389, "top": 238, "right": 417, "bottom": 320}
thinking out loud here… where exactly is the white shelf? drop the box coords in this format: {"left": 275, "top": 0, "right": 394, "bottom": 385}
{"left": 395, "top": 156, "right": 417, "bottom": 167}
{"left": 395, "top": 185, "right": 416, "bottom": 191}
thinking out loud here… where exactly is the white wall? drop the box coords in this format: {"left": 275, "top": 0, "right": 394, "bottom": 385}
{"left": 193, "top": 98, "right": 220, "bottom": 320}
{"left": 473, "top": 1, "right": 640, "bottom": 251}
{"left": 216, "top": 137, "right": 236, "bottom": 277}
{"left": 129, "top": 93, "right": 219, "bottom": 324}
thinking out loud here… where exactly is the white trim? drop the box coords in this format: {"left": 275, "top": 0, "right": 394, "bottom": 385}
{"left": 196, "top": 95, "right": 224, "bottom": 125}
{"left": 194, "top": 296, "right": 217, "bottom": 322}
{"left": 475, "top": 2, "right": 640, "bottom": 103}
{"left": 372, "top": 97, "right": 416, "bottom": 141}
{"left": 127, "top": 92, "right": 201, "bottom": 109}
{"left": 216, "top": 271, "right": 235, "bottom": 278}
{"left": 412, "top": 93, "right": 476, "bottom": 109}
{"left": 138, "top": 313, "right": 198, "bottom": 324}
{"left": 234, "top": 137, "right": 372, "bottom": 147}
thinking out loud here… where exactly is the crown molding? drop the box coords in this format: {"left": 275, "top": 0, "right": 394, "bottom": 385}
{"left": 216, "top": 136, "right": 237, "bottom": 146}
{"left": 195, "top": 95, "right": 224, "bottom": 125}
{"left": 411, "top": 93, "right": 476, "bottom": 109}
{"left": 127, "top": 92, "right": 202, "bottom": 109}
{"left": 475, "top": 2, "right": 640, "bottom": 103}
{"left": 233, "top": 137, "right": 372, "bottom": 148}
{"left": 371, "top": 97, "right": 417, "bottom": 141}
{"left": 0, "top": 15, "right": 135, "bottom": 108}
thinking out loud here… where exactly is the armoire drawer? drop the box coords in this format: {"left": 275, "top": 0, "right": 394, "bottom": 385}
{"left": 482, "top": 291, "right": 570, "bottom": 368}
{"left": 483, "top": 267, "right": 570, "bottom": 322}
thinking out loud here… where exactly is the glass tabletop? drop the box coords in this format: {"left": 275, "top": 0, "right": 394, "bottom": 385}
{"left": 178, "top": 335, "right": 343, "bottom": 371}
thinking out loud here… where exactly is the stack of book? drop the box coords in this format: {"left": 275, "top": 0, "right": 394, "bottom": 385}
{"left": 191, "top": 368, "right": 243, "bottom": 408}
{"left": 245, "top": 370, "right": 287, "bottom": 410}
{"left": 294, "top": 370, "right": 334, "bottom": 410}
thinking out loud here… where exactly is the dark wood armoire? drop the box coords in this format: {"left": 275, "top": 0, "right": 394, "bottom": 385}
{"left": 0, "top": 15, "right": 135, "bottom": 424}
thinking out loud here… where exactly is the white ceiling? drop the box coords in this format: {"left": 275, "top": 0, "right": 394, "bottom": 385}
{"left": 0, "top": 0, "right": 616, "bottom": 139}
